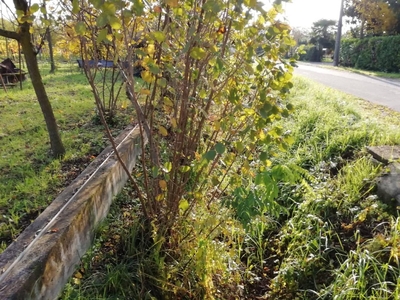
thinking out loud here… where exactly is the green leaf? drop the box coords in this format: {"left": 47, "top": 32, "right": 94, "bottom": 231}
{"left": 203, "top": 0, "right": 223, "bottom": 14}
{"left": 255, "top": 173, "right": 264, "bottom": 185}
{"left": 149, "top": 64, "right": 160, "bottom": 75}
{"left": 158, "top": 78, "right": 167, "bottom": 88}
{"left": 190, "top": 47, "right": 206, "bottom": 60}
{"left": 72, "top": 0, "right": 79, "bottom": 14}
{"left": 152, "top": 31, "right": 166, "bottom": 43}
{"left": 235, "top": 141, "right": 244, "bottom": 152}
{"left": 91, "top": 0, "right": 103, "bottom": 9}
{"left": 211, "top": 176, "right": 220, "bottom": 185}
{"left": 75, "top": 21, "right": 86, "bottom": 35}
{"left": 203, "top": 150, "right": 217, "bottom": 161}
{"left": 152, "top": 166, "right": 159, "bottom": 177}
{"left": 281, "top": 109, "right": 289, "bottom": 118}
{"left": 259, "top": 151, "right": 268, "bottom": 162}
{"left": 180, "top": 166, "right": 191, "bottom": 173}
{"left": 96, "top": 13, "right": 108, "bottom": 27}
{"left": 97, "top": 28, "right": 108, "bottom": 43}
{"left": 30, "top": 4, "right": 40, "bottom": 14}
{"left": 179, "top": 199, "right": 189, "bottom": 211}
{"left": 132, "top": 0, "right": 145, "bottom": 15}
{"left": 16, "top": 10, "right": 24, "bottom": 19}
{"left": 164, "top": 162, "right": 172, "bottom": 172}
{"left": 109, "top": 15, "right": 121, "bottom": 30}
{"left": 215, "top": 143, "right": 226, "bottom": 154}
{"left": 103, "top": 2, "right": 116, "bottom": 15}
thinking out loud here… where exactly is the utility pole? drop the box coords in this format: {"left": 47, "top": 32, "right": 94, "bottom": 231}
{"left": 333, "top": 0, "right": 345, "bottom": 67}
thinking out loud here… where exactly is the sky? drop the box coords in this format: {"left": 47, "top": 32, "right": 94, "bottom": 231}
{"left": 0, "top": 0, "right": 343, "bottom": 31}
{"left": 282, "top": 0, "right": 343, "bottom": 29}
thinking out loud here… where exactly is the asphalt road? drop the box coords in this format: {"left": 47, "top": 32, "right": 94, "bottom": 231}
{"left": 294, "top": 63, "right": 400, "bottom": 112}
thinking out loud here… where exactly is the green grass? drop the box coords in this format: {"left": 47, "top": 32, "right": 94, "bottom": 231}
{"left": 264, "top": 77, "right": 400, "bottom": 299}
{"left": 0, "top": 62, "right": 134, "bottom": 251}
{"left": 338, "top": 67, "right": 400, "bottom": 79}
{"left": 302, "top": 61, "right": 400, "bottom": 79}
{"left": 58, "top": 75, "right": 400, "bottom": 299}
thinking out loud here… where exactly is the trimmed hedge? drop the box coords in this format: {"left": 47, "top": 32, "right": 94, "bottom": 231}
{"left": 341, "top": 36, "right": 400, "bottom": 72}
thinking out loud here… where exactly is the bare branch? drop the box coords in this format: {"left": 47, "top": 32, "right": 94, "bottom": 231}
{"left": 0, "top": 27, "right": 19, "bottom": 40}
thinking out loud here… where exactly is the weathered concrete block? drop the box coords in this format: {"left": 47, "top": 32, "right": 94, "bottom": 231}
{"left": 376, "top": 173, "right": 400, "bottom": 206}
{"left": 368, "top": 146, "right": 400, "bottom": 206}
{"left": 0, "top": 125, "right": 145, "bottom": 300}
{"left": 366, "top": 145, "right": 400, "bottom": 164}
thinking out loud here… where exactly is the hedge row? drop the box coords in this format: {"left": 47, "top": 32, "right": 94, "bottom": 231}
{"left": 340, "top": 36, "right": 400, "bottom": 72}
{"left": 299, "top": 44, "right": 322, "bottom": 62}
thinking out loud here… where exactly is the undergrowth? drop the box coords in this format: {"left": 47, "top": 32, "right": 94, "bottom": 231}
{"left": 60, "top": 76, "right": 400, "bottom": 299}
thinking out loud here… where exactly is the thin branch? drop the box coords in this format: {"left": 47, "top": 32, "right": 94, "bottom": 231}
{"left": 0, "top": 0, "right": 17, "bottom": 21}
{"left": 0, "top": 27, "right": 19, "bottom": 40}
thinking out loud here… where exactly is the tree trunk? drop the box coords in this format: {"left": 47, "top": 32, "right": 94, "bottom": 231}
{"left": 43, "top": 0, "right": 55, "bottom": 73}
{"left": 46, "top": 28, "right": 56, "bottom": 73}
{"left": 19, "top": 25, "right": 65, "bottom": 157}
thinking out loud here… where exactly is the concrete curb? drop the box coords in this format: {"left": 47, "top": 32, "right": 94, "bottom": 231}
{"left": 0, "top": 125, "right": 144, "bottom": 300}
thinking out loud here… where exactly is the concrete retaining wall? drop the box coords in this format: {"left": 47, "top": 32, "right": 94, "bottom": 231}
{"left": 0, "top": 125, "right": 145, "bottom": 300}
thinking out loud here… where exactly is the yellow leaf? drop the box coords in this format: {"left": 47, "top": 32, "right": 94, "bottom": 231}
{"left": 140, "top": 89, "right": 151, "bottom": 95}
{"left": 141, "top": 71, "right": 153, "bottom": 83}
{"left": 179, "top": 199, "right": 189, "bottom": 211}
{"left": 194, "top": 192, "right": 202, "bottom": 199}
{"left": 163, "top": 97, "right": 174, "bottom": 107}
{"left": 159, "top": 125, "right": 168, "bottom": 136}
{"left": 174, "top": 7, "right": 183, "bottom": 16}
{"left": 171, "top": 117, "right": 177, "bottom": 129}
{"left": 109, "top": 15, "right": 121, "bottom": 30}
{"left": 194, "top": 152, "right": 201, "bottom": 160}
{"left": 145, "top": 44, "right": 155, "bottom": 55}
{"left": 159, "top": 180, "right": 167, "bottom": 190}
{"left": 155, "top": 193, "right": 164, "bottom": 201}
{"left": 74, "top": 271, "right": 83, "bottom": 279}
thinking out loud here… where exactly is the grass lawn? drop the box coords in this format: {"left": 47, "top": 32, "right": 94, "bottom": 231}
{"left": 60, "top": 76, "right": 400, "bottom": 299}
{"left": 0, "top": 62, "right": 134, "bottom": 252}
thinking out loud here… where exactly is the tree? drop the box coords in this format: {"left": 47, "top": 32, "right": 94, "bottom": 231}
{"left": 291, "top": 27, "right": 310, "bottom": 46}
{"left": 310, "top": 19, "right": 337, "bottom": 50}
{"left": 345, "top": 0, "right": 398, "bottom": 37}
{"left": 0, "top": 0, "right": 65, "bottom": 157}
{"left": 42, "top": 0, "right": 55, "bottom": 73}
